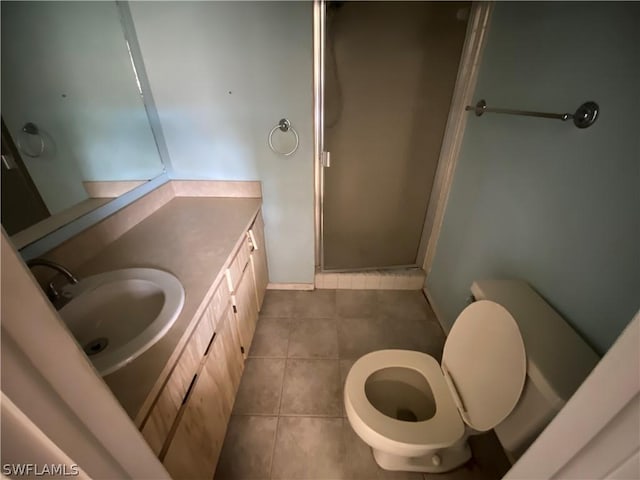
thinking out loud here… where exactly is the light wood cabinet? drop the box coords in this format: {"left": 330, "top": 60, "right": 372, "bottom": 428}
{"left": 141, "top": 301, "right": 215, "bottom": 455}
{"left": 162, "top": 362, "right": 227, "bottom": 480}
{"left": 162, "top": 304, "right": 243, "bottom": 480}
{"left": 208, "top": 305, "right": 244, "bottom": 417}
{"left": 139, "top": 209, "right": 268, "bottom": 479}
{"left": 249, "top": 211, "right": 269, "bottom": 311}
{"left": 234, "top": 263, "right": 259, "bottom": 357}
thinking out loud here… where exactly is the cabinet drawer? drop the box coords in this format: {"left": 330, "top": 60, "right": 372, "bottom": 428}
{"left": 141, "top": 302, "right": 215, "bottom": 455}
{"left": 226, "top": 234, "right": 251, "bottom": 292}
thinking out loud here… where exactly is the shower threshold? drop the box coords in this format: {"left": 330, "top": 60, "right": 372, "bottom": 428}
{"left": 315, "top": 267, "right": 425, "bottom": 290}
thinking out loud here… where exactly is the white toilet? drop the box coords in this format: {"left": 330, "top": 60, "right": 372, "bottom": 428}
{"left": 344, "top": 298, "right": 528, "bottom": 473}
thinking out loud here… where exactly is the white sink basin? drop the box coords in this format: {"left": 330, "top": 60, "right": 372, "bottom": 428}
{"left": 59, "top": 268, "right": 185, "bottom": 376}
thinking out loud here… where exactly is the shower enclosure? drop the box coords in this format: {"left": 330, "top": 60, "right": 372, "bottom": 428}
{"left": 316, "top": 1, "right": 469, "bottom": 271}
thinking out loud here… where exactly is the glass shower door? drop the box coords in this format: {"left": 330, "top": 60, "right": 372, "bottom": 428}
{"left": 321, "top": 2, "right": 468, "bottom": 271}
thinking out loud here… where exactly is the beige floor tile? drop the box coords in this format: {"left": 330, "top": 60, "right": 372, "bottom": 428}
{"left": 271, "top": 416, "right": 347, "bottom": 479}
{"left": 387, "top": 318, "right": 446, "bottom": 360}
{"left": 343, "top": 420, "right": 423, "bottom": 480}
{"left": 280, "top": 359, "right": 341, "bottom": 416}
{"left": 261, "top": 290, "right": 297, "bottom": 317}
{"left": 336, "top": 290, "right": 380, "bottom": 318}
{"left": 338, "top": 316, "right": 445, "bottom": 360}
{"left": 337, "top": 317, "right": 395, "bottom": 359}
{"left": 250, "top": 317, "right": 291, "bottom": 357}
{"left": 288, "top": 317, "right": 339, "bottom": 358}
{"left": 293, "top": 289, "right": 337, "bottom": 318}
{"left": 376, "top": 290, "right": 432, "bottom": 320}
{"left": 340, "top": 359, "right": 355, "bottom": 417}
{"left": 215, "top": 415, "right": 278, "bottom": 480}
{"left": 232, "top": 358, "right": 285, "bottom": 415}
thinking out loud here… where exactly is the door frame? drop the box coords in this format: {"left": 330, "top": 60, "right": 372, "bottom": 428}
{"left": 313, "top": 1, "right": 494, "bottom": 274}
{"left": 313, "top": 0, "right": 325, "bottom": 269}
{"left": 417, "top": 2, "right": 493, "bottom": 275}
{"left": 505, "top": 313, "right": 639, "bottom": 479}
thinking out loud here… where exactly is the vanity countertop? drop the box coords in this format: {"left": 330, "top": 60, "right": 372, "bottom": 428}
{"left": 74, "top": 196, "right": 262, "bottom": 426}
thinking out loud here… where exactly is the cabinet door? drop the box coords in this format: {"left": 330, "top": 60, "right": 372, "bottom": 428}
{"left": 142, "top": 304, "right": 215, "bottom": 455}
{"left": 249, "top": 211, "right": 269, "bottom": 311}
{"left": 207, "top": 305, "right": 244, "bottom": 418}
{"left": 162, "top": 305, "right": 244, "bottom": 479}
{"left": 235, "top": 265, "right": 259, "bottom": 356}
{"left": 162, "top": 365, "right": 226, "bottom": 480}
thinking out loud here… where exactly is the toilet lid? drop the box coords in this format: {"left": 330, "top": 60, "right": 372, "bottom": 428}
{"left": 442, "top": 300, "right": 526, "bottom": 432}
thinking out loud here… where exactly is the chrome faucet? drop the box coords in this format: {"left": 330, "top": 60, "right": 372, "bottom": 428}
{"left": 26, "top": 258, "right": 79, "bottom": 305}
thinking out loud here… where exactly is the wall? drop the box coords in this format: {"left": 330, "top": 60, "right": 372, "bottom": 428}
{"left": 1, "top": 2, "right": 162, "bottom": 214}
{"left": 129, "top": 2, "right": 315, "bottom": 284}
{"left": 426, "top": 2, "right": 640, "bottom": 354}
{"left": 323, "top": 2, "right": 468, "bottom": 269}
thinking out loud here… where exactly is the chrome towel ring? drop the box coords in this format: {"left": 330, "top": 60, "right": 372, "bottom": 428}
{"left": 17, "top": 122, "right": 45, "bottom": 158}
{"left": 268, "top": 118, "right": 299, "bottom": 156}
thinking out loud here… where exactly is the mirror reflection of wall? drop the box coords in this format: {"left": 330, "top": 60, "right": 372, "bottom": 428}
{"left": 1, "top": 1, "right": 165, "bottom": 238}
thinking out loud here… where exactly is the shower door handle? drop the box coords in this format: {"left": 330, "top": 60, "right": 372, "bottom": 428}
{"left": 321, "top": 151, "right": 331, "bottom": 168}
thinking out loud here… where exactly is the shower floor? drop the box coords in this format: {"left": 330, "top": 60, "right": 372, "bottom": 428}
{"left": 213, "top": 289, "right": 511, "bottom": 480}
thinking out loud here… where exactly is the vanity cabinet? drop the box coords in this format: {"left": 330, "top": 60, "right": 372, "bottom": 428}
{"left": 226, "top": 220, "right": 262, "bottom": 357}
{"left": 248, "top": 211, "right": 268, "bottom": 311}
{"left": 233, "top": 261, "right": 259, "bottom": 356}
{"left": 139, "top": 209, "right": 268, "bottom": 479}
{"left": 141, "top": 294, "right": 219, "bottom": 455}
{"left": 162, "top": 304, "right": 242, "bottom": 479}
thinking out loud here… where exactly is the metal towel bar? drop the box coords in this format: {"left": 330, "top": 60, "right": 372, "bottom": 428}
{"left": 466, "top": 99, "right": 599, "bottom": 129}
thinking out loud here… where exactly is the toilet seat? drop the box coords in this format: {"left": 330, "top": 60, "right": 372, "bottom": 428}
{"left": 344, "top": 349, "right": 465, "bottom": 456}
{"left": 442, "top": 300, "right": 527, "bottom": 432}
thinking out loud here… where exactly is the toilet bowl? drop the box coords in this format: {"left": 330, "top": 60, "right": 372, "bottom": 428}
{"left": 344, "top": 300, "right": 527, "bottom": 473}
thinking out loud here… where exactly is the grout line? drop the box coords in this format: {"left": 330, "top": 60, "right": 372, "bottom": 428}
{"left": 268, "top": 323, "right": 291, "bottom": 480}
{"left": 335, "top": 316, "right": 343, "bottom": 362}
{"left": 232, "top": 412, "right": 346, "bottom": 419}
{"left": 277, "top": 325, "right": 292, "bottom": 416}
{"left": 267, "top": 415, "right": 280, "bottom": 480}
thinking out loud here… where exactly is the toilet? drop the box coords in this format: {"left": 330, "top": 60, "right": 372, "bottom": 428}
{"left": 344, "top": 299, "right": 527, "bottom": 472}
{"left": 344, "top": 279, "right": 600, "bottom": 473}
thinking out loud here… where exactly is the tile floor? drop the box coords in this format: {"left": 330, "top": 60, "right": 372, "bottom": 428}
{"left": 215, "top": 290, "right": 511, "bottom": 480}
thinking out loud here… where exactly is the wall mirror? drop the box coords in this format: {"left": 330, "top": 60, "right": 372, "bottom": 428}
{"left": 1, "top": 1, "right": 166, "bottom": 251}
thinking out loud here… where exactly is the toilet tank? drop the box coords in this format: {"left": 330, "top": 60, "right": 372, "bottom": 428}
{"left": 470, "top": 279, "right": 600, "bottom": 462}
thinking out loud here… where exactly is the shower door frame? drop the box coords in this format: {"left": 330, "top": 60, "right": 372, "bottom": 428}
{"left": 313, "top": 0, "right": 494, "bottom": 274}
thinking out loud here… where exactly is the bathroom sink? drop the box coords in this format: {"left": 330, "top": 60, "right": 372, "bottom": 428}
{"left": 59, "top": 268, "right": 185, "bottom": 376}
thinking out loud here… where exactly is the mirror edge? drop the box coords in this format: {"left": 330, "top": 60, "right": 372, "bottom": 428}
{"left": 116, "top": 0, "right": 174, "bottom": 178}
{"left": 19, "top": 173, "right": 171, "bottom": 261}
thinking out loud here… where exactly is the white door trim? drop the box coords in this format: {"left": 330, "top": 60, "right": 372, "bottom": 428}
{"left": 420, "top": 1, "right": 494, "bottom": 275}
{"left": 505, "top": 313, "right": 640, "bottom": 479}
